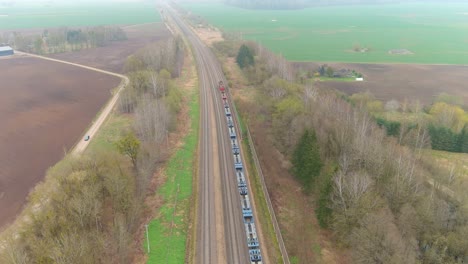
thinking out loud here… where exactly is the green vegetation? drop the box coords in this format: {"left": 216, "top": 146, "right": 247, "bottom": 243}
{"left": 213, "top": 37, "right": 468, "bottom": 262}
{"left": 219, "top": 40, "right": 325, "bottom": 262}
{"left": 425, "top": 149, "right": 468, "bottom": 179}
{"left": 315, "top": 76, "right": 355, "bottom": 82}
{"left": 236, "top": 44, "right": 255, "bottom": 68}
{"left": 375, "top": 117, "right": 401, "bottom": 137}
{"left": 0, "top": 36, "right": 187, "bottom": 263}
{"left": 182, "top": 2, "right": 468, "bottom": 64}
{"left": 316, "top": 164, "right": 335, "bottom": 228}
{"left": 2, "top": 23, "right": 128, "bottom": 54}
{"left": 292, "top": 130, "right": 322, "bottom": 192}
{"left": 349, "top": 91, "right": 468, "bottom": 154}
{"left": 0, "top": 120, "right": 142, "bottom": 263}
{"left": 116, "top": 131, "right": 141, "bottom": 167}
{"left": 145, "top": 90, "right": 198, "bottom": 264}
{"left": 85, "top": 114, "right": 132, "bottom": 154}
{"left": 0, "top": 3, "right": 160, "bottom": 30}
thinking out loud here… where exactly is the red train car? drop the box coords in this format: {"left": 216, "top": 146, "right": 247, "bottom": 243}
{"left": 219, "top": 80, "right": 225, "bottom": 93}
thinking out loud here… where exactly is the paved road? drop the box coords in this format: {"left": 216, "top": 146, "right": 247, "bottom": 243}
{"left": 164, "top": 5, "right": 251, "bottom": 264}
{"left": 14, "top": 51, "right": 129, "bottom": 155}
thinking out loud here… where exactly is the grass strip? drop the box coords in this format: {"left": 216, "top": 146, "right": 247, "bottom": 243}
{"left": 145, "top": 90, "right": 199, "bottom": 264}
{"left": 84, "top": 113, "right": 132, "bottom": 154}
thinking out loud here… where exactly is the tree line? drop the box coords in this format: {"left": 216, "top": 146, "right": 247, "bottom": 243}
{"left": 224, "top": 0, "right": 447, "bottom": 9}
{"left": 0, "top": 36, "right": 185, "bottom": 263}
{"left": 224, "top": 40, "right": 468, "bottom": 263}
{"left": 347, "top": 92, "right": 468, "bottom": 154}
{"left": 0, "top": 26, "right": 127, "bottom": 54}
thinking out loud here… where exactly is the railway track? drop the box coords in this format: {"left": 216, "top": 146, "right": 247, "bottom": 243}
{"left": 164, "top": 5, "right": 252, "bottom": 263}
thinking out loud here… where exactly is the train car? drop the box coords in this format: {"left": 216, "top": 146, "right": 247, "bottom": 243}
{"left": 233, "top": 145, "right": 240, "bottom": 155}
{"left": 249, "top": 249, "right": 262, "bottom": 263}
{"left": 239, "top": 186, "right": 248, "bottom": 196}
{"left": 233, "top": 153, "right": 243, "bottom": 170}
{"left": 245, "top": 223, "right": 260, "bottom": 249}
{"left": 229, "top": 126, "right": 237, "bottom": 139}
{"left": 236, "top": 170, "right": 247, "bottom": 188}
{"left": 227, "top": 116, "right": 234, "bottom": 127}
{"left": 241, "top": 194, "right": 253, "bottom": 218}
{"left": 219, "top": 80, "right": 225, "bottom": 93}
{"left": 231, "top": 137, "right": 238, "bottom": 148}
{"left": 225, "top": 106, "right": 232, "bottom": 117}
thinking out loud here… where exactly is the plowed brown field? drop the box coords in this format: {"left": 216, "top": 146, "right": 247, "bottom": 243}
{"left": 0, "top": 56, "right": 120, "bottom": 229}
{"left": 295, "top": 62, "right": 468, "bottom": 106}
{"left": 49, "top": 22, "right": 171, "bottom": 73}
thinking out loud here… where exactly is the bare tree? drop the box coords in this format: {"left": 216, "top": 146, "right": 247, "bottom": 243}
{"left": 134, "top": 98, "right": 170, "bottom": 144}
{"left": 350, "top": 210, "right": 417, "bottom": 264}
{"left": 50, "top": 231, "right": 97, "bottom": 264}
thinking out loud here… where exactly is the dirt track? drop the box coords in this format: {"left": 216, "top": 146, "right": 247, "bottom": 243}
{"left": 0, "top": 56, "right": 120, "bottom": 229}
{"left": 295, "top": 62, "right": 468, "bottom": 105}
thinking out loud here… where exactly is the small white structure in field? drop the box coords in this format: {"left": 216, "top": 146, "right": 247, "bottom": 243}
{"left": 0, "top": 46, "right": 13, "bottom": 56}
{"left": 355, "top": 77, "right": 364, "bottom": 81}
{"left": 271, "top": 19, "right": 277, "bottom": 22}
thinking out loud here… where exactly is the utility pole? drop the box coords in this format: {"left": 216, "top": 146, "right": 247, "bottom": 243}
{"left": 146, "top": 224, "right": 150, "bottom": 253}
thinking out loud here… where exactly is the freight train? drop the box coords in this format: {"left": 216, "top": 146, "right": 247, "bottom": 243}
{"left": 218, "top": 81, "right": 263, "bottom": 264}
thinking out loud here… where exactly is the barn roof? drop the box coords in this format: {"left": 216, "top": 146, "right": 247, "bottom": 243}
{"left": 0, "top": 46, "right": 13, "bottom": 52}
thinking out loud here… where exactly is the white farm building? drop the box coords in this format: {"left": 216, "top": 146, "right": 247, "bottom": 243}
{"left": 0, "top": 46, "right": 14, "bottom": 56}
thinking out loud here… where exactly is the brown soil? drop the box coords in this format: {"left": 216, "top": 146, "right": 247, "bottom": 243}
{"left": 0, "top": 56, "right": 120, "bottom": 230}
{"left": 48, "top": 23, "right": 171, "bottom": 73}
{"left": 295, "top": 62, "right": 468, "bottom": 106}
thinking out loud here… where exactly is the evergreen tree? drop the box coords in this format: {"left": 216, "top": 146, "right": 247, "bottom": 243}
{"left": 317, "top": 174, "right": 333, "bottom": 227}
{"left": 428, "top": 124, "right": 459, "bottom": 152}
{"left": 376, "top": 117, "right": 401, "bottom": 137}
{"left": 236, "top": 44, "right": 254, "bottom": 69}
{"left": 292, "top": 129, "right": 323, "bottom": 192}
{"left": 460, "top": 125, "right": 468, "bottom": 153}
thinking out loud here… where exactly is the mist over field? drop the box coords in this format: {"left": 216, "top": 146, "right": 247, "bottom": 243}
{"left": 0, "top": 0, "right": 148, "bottom": 8}
{"left": 1, "top": 0, "right": 468, "bottom": 263}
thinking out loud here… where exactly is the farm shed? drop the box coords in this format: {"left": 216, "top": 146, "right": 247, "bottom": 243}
{"left": 0, "top": 46, "right": 14, "bottom": 56}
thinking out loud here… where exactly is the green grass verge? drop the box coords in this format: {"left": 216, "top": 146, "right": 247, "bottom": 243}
{"left": 315, "top": 76, "right": 356, "bottom": 82}
{"left": 84, "top": 113, "right": 133, "bottom": 155}
{"left": 144, "top": 90, "right": 199, "bottom": 264}
{"left": 240, "top": 118, "right": 283, "bottom": 264}
{"left": 181, "top": 2, "right": 468, "bottom": 64}
{"left": 0, "top": 3, "right": 160, "bottom": 30}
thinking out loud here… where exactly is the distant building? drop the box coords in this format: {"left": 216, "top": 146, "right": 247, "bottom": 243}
{"left": 0, "top": 46, "right": 14, "bottom": 56}
{"left": 333, "top": 69, "right": 354, "bottom": 78}
{"left": 356, "top": 77, "right": 364, "bottom": 81}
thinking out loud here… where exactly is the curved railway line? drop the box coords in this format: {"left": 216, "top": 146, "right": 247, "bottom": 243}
{"left": 164, "top": 4, "right": 263, "bottom": 263}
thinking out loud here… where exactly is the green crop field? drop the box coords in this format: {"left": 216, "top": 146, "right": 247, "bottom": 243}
{"left": 181, "top": 2, "right": 468, "bottom": 64}
{"left": 0, "top": 2, "right": 160, "bottom": 30}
